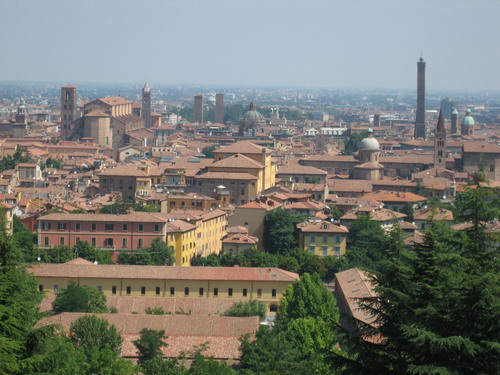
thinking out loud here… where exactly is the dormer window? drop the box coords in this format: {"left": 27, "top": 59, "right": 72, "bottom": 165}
{"left": 321, "top": 223, "right": 328, "bottom": 229}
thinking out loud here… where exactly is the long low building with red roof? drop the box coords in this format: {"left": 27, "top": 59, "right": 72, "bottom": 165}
{"left": 36, "top": 312, "right": 259, "bottom": 361}
{"left": 30, "top": 258, "right": 299, "bottom": 315}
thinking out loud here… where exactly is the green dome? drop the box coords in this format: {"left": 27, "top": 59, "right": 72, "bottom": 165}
{"left": 462, "top": 109, "right": 475, "bottom": 126}
{"left": 18, "top": 98, "right": 26, "bottom": 109}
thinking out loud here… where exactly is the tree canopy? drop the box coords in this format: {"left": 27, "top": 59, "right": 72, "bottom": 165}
{"left": 52, "top": 282, "right": 107, "bottom": 313}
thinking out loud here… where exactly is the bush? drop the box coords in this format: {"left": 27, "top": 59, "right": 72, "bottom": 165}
{"left": 223, "top": 300, "right": 267, "bottom": 320}
{"left": 52, "top": 281, "right": 107, "bottom": 313}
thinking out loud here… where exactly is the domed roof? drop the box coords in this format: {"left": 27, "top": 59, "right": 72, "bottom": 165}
{"left": 18, "top": 98, "right": 26, "bottom": 109}
{"left": 243, "top": 101, "right": 264, "bottom": 123}
{"left": 359, "top": 128, "right": 380, "bottom": 151}
{"left": 462, "top": 109, "right": 475, "bottom": 126}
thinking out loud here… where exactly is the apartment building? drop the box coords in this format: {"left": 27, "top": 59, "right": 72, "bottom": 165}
{"left": 38, "top": 212, "right": 168, "bottom": 251}
{"left": 297, "top": 220, "right": 349, "bottom": 257}
{"left": 38, "top": 209, "right": 228, "bottom": 266}
{"left": 30, "top": 260, "right": 299, "bottom": 314}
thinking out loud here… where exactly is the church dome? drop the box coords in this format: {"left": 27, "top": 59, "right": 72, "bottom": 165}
{"left": 18, "top": 98, "right": 26, "bottom": 109}
{"left": 462, "top": 109, "right": 475, "bottom": 126}
{"left": 243, "top": 101, "right": 264, "bottom": 123}
{"left": 359, "top": 128, "right": 380, "bottom": 150}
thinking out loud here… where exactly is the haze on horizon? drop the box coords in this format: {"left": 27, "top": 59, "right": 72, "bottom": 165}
{"left": 1, "top": 0, "right": 499, "bottom": 92}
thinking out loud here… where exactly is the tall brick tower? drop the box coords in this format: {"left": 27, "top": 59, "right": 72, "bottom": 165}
{"left": 142, "top": 82, "right": 152, "bottom": 128}
{"left": 434, "top": 109, "right": 446, "bottom": 169}
{"left": 61, "top": 84, "right": 77, "bottom": 140}
{"left": 414, "top": 57, "right": 426, "bottom": 139}
{"left": 215, "top": 93, "right": 224, "bottom": 124}
{"left": 450, "top": 107, "right": 459, "bottom": 134}
{"left": 194, "top": 94, "right": 203, "bottom": 123}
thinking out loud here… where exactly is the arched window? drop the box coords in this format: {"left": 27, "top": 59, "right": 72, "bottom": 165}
{"left": 65, "top": 91, "right": 70, "bottom": 100}
{"left": 269, "top": 304, "right": 278, "bottom": 312}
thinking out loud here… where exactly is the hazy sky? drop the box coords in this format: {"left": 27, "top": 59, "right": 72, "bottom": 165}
{"left": 1, "top": 0, "right": 499, "bottom": 91}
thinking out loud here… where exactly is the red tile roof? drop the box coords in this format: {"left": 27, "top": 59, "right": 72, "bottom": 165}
{"left": 30, "top": 262, "right": 299, "bottom": 282}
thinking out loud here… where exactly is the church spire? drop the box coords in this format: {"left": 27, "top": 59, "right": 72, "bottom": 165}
{"left": 434, "top": 109, "right": 446, "bottom": 169}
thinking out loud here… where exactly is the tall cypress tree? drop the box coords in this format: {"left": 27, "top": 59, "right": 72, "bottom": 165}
{"left": 0, "top": 235, "right": 43, "bottom": 373}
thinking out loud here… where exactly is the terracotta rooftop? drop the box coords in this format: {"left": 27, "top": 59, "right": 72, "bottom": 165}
{"left": 215, "top": 141, "right": 269, "bottom": 155}
{"left": 97, "top": 96, "right": 132, "bottom": 106}
{"left": 84, "top": 110, "right": 110, "bottom": 117}
{"left": 341, "top": 207, "right": 406, "bottom": 222}
{"left": 297, "top": 221, "right": 349, "bottom": 233}
{"left": 278, "top": 165, "right": 327, "bottom": 175}
{"left": 196, "top": 172, "right": 257, "bottom": 181}
{"left": 414, "top": 207, "right": 454, "bottom": 221}
{"left": 30, "top": 261, "right": 299, "bottom": 282}
{"left": 98, "top": 165, "right": 149, "bottom": 177}
{"left": 335, "top": 268, "right": 376, "bottom": 325}
{"left": 360, "top": 191, "right": 427, "bottom": 203}
{"left": 463, "top": 143, "right": 500, "bottom": 154}
{"left": 40, "top": 212, "right": 168, "bottom": 223}
{"left": 209, "top": 153, "right": 263, "bottom": 169}
{"left": 36, "top": 313, "right": 259, "bottom": 359}
{"left": 222, "top": 234, "right": 259, "bottom": 245}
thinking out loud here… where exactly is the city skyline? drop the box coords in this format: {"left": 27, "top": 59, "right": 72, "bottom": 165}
{"left": 1, "top": 0, "right": 499, "bottom": 91}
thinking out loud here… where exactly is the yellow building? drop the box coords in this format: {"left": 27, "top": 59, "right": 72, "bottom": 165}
{"left": 212, "top": 140, "right": 276, "bottom": 190}
{"left": 228, "top": 199, "right": 281, "bottom": 250}
{"left": 166, "top": 220, "right": 197, "bottom": 266}
{"left": 0, "top": 202, "right": 14, "bottom": 235}
{"left": 159, "top": 209, "right": 228, "bottom": 264}
{"left": 31, "top": 260, "right": 299, "bottom": 314}
{"left": 194, "top": 141, "right": 277, "bottom": 205}
{"left": 161, "top": 193, "right": 218, "bottom": 213}
{"left": 297, "top": 220, "right": 349, "bottom": 258}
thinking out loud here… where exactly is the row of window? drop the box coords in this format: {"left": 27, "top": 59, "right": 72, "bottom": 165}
{"left": 41, "top": 284, "right": 277, "bottom": 299}
{"left": 45, "top": 237, "right": 145, "bottom": 249}
{"left": 309, "top": 246, "right": 342, "bottom": 257}
{"left": 44, "top": 222, "right": 159, "bottom": 233}
{"left": 308, "top": 235, "right": 342, "bottom": 244}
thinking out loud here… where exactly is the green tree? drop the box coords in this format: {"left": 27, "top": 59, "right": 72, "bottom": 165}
{"left": 69, "top": 315, "right": 122, "bottom": 357}
{"left": 223, "top": 104, "right": 245, "bottom": 123}
{"left": 223, "top": 300, "right": 267, "bottom": 320}
{"left": 179, "top": 106, "right": 194, "bottom": 122}
{"left": 263, "top": 209, "right": 305, "bottom": 255}
{"left": 343, "top": 131, "right": 368, "bottom": 155}
{"left": 191, "top": 253, "right": 221, "bottom": 267}
{"left": 73, "top": 240, "right": 113, "bottom": 264}
{"left": 99, "top": 196, "right": 129, "bottom": 214}
{"left": 134, "top": 204, "right": 160, "bottom": 212}
{"left": 24, "top": 327, "right": 88, "bottom": 375}
{"left": 52, "top": 281, "right": 107, "bottom": 313}
{"left": 275, "top": 273, "right": 339, "bottom": 329}
{"left": 328, "top": 204, "right": 343, "bottom": 220}
{"left": 401, "top": 202, "right": 414, "bottom": 222}
{"left": 47, "top": 245, "right": 75, "bottom": 263}
{"left": 201, "top": 146, "right": 216, "bottom": 158}
{"left": 12, "top": 215, "right": 39, "bottom": 262}
{"left": 339, "top": 185, "right": 500, "bottom": 375}
{"left": 133, "top": 329, "right": 168, "bottom": 365}
{"left": 188, "top": 346, "right": 236, "bottom": 375}
{"left": 239, "top": 327, "right": 316, "bottom": 375}
{"left": 69, "top": 315, "right": 136, "bottom": 374}
{"left": 147, "top": 238, "right": 175, "bottom": 266}
{"left": 118, "top": 249, "right": 154, "bottom": 265}
{"left": 0, "top": 235, "right": 43, "bottom": 374}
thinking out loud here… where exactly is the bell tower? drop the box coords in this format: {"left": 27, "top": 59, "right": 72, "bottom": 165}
{"left": 141, "top": 82, "right": 152, "bottom": 128}
{"left": 414, "top": 57, "right": 426, "bottom": 139}
{"left": 434, "top": 110, "right": 446, "bottom": 169}
{"left": 61, "top": 84, "right": 77, "bottom": 140}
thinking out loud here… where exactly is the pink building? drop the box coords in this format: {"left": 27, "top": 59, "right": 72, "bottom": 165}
{"left": 38, "top": 212, "right": 168, "bottom": 251}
